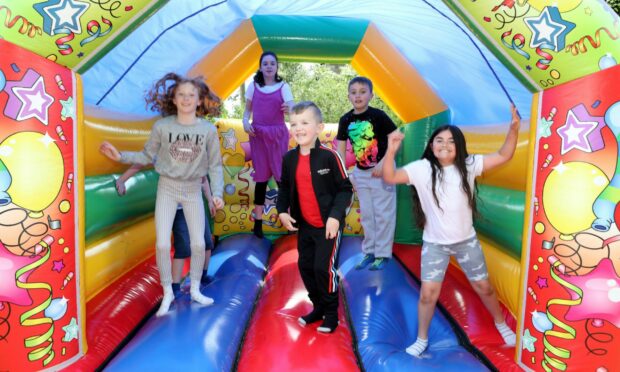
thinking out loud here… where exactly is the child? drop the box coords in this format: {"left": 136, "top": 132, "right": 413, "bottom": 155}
{"left": 99, "top": 73, "right": 224, "bottom": 317}
{"left": 243, "top": 51, "right": 295, "bottom": 238}
{"left": 337, "top": 77, "right": 397, "bottom": 271}
{"left": 116, "top": 164, "right": 217, "bottom": 298}
{"left": 277, "top": 101, "right": 353, "bottom": 333}
{"left": 382, "top": 104, "right": 520, "bottom": 357}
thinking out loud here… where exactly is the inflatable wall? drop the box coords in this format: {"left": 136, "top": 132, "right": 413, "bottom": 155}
{"left": 1, "top": 0, "right": 619, "bottom": 371}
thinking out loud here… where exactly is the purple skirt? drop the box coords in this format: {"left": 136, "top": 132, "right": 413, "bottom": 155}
{"left": 250, "top": 123, "right": 289, "bottom": 182}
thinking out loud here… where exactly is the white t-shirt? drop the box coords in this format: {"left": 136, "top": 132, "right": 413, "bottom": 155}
{"left": 245, "top": 81, "right": 294, "bottom": 102}
{"left": 403, "top": 155, "right": 483, "bottom": 244}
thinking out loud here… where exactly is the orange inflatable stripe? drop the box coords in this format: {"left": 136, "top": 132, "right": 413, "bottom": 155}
{"left": 187, "top": 19, "right": 263, "bottom": 100}
{"left": 351, "top": 23, "right": 447, "bottom": 123}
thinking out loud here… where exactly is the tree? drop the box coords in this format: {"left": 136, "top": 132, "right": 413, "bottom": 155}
{"left": 222, "top": 63, "right": 403, "bottom": 126}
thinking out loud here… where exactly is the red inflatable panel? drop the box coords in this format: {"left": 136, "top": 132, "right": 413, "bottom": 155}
{"left": 237, "top": 235, "right": 359, "bottom": 371}
{"left": 63, "top": 256, "right": 161, "bottom": 371}
{"left": 393, "top": 243, "right": 521, "bottom": 372}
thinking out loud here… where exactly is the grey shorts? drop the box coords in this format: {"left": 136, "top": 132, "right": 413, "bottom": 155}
{"left": 421, "top": 236, "right": 489, "bottom": 282}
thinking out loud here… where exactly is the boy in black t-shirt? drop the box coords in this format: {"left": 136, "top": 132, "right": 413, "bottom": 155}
{"left": 337, "top": 77, "right": 398, "bottom": 271}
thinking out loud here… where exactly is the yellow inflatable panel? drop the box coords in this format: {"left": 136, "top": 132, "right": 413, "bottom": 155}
{"left": 187, "top": 19, "right": 263, "bottom": 100}
{"left": 480, "top": 235, "right": 521, "bottom": 317}
{"left": 84, "top": 216, "right": 156, "bottom": 300}
{"left": 351, "top": 23, "right": 447, "bottom": 123}
{"left": 464, "top": 123, "right": 531, "bottom": 191}
{"left": 451, "top": 234, "right": 522, "bottom": 317}
{"left": 84, "top": 105, "right": 155, "bottom": 176}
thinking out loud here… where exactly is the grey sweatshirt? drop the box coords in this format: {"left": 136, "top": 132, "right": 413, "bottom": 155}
{"left": 120, "top": 115, "right": 224, "bottom": 198}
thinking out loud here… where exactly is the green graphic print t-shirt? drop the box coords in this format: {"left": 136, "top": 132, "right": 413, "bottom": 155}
{"left": 337, "top": 106, "right": 397, "bottom": 170}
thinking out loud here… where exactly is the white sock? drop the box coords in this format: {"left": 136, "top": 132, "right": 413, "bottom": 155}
{"left": 405, "top": 337, "right": 428, "bottom": 357}
{"left": 156, "top": 285, "right": 174, "bottom": 317}
{"left": 495, "top": 321, "right": 516, "bottom": 346}
{"left": 190, "top": 280, "right": 214, "bottom": 306}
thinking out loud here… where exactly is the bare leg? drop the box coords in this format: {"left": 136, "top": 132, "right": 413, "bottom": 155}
{"left": 471, "top": 279, "right": 516, "bottom": 345}
{"left": 407, "top": 281, "right": 442, "bottom": 356}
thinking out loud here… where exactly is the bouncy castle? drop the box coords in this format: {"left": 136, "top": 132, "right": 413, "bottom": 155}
{"left": 1, "top": 0, "right": 619, "bottom": 371}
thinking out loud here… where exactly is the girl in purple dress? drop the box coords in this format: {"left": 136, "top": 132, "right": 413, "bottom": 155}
{"left": 242, "top": 51, "right": 295, "bottom": 238}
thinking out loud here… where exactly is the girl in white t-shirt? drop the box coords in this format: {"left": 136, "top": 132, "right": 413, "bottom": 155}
{"left": 382, "top": 105, "right": 520, "bottom": 357}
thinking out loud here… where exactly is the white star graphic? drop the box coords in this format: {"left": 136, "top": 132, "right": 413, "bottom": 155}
{"left": 39, "top": 132, "right": 57, "bottom": 147}
{"left": 221, "top": 128, "right": 237, "bottom": 150}
{"left": 43, "top": 0, "right": 89, "bottom": 35}
{"left": 557, "top": 109, "right": 598, "bottom": 154}
{"left": 12, "top": 75, "right": 54, "bottom": 125}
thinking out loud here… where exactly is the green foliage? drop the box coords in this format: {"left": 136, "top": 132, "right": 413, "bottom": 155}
{"left": 607, "top": 0, "right": 620, "bottom": 14}
{"left": 222, "top": 63, "right": 403, "bottom": 125}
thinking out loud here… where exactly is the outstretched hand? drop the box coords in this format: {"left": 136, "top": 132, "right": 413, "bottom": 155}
{"left": 325, "top": 217, "right": 340, "bottom": 239}
{"left": 387, "top": 130, "right": 405, "bottom": 153}
{"left": 212, "top": 196, "right": 224, "bottom": 210}
{"left": 279, "top": 213, "right": 298, "bottom": 231}
{"left": 100, "top": 141, "right": 121, "bottom": 162}
{"left": 509, "top": 103, "right": 520, "bottom": 132}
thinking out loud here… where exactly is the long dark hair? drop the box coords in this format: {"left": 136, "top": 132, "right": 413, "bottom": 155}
{"left": 145, "top": 73, "right": 221, "bottom": 117}
{"left": 411, "top": 125, "right": 478, "bottom": 229}
{"left": 253, "top": 51, "right": 283, "bottom": 87}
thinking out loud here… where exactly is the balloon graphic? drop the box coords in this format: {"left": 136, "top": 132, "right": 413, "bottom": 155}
{"left": 0, "top": 132, "right": 64, "bottom": 216}
{"left": 44, "top": 297, "right": 68, "bottom": 321}
{"left": 531, "top": 310, "right": 553, "bottom": 333}
{"left": 0, "top": 159, "right": 11, "bottom": 206}
{"left": 543, "top": 162, "right": 608, "bottom": 235}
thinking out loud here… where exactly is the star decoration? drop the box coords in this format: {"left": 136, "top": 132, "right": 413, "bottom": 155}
{"left": 524, "top": 6, "right": 576, "bottom": 51}
{"left": 571, "top": 104, "right": 605, "bottom": 152}
{"left": 52, "top": 259, "right": 65, "bottom": 272}
{"left": 33, "top": 0, "right": 90, "bottom": 35}
{"left": 3, "top": 69, "right": 54, "bottom": 125}
{"left": 40, "top": 132, "right": 57, "bottom": 147}
{"left": 221, "top": 128, "right": 237, "bottom": 150}
{"left": 552, "top": 161, "right": 567, "bottom": 174}
{"left": 559, "top": 258, "right": 620, "bottom": 328}
{"left": 556, "top": 108, "right": 599, "bottom": 154}
{"left": 536, "top": 276, "right": 548, "bottom": 289}
{"left": 539, "top": 118, "right": 553, "bottom": 138}
{"left": 0, "top": 241, "right": 37, "bottom": 306}
{"left": 263, "top": 189, "right": 278, "bottom": 215}
{"left": 62, "top": 317, "right": 79, "bottom": 341}
{"left": 522, "top": 328, "right": 537, "bottom": 352}
{"left": 584, "top": 7, "right": 592, "bottom": 16}
{"left": 60, "top": 96, "right": 75, "bottom": 122}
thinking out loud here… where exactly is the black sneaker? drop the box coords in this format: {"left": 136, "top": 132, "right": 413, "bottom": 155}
{"left": 298, "top": 308, "right": 324, "bottom": 326}
{"left": 317, "top": 317, "right": 339, "bottom": 333}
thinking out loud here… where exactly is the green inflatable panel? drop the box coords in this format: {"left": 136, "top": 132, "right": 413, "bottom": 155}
{"left": 474, "top": 184, "right": 525, "bottom": 258}
{"left": 252, "top": 15, "right": 368, "bottom": 63}
{"left": 394, "top": 110, "right": 451, "bottom": 244}
{"left": 85, "top": 170, "right": 159, "bottom": 241}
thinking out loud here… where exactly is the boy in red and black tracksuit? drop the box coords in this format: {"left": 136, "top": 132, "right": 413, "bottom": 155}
{"left": 277, "top": 101, "right": 353, "bottom": 333}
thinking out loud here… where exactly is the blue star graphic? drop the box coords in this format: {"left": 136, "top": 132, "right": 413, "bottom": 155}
{"left": 62, "top": 317, "right": 79, "bottom": 341}
{"left": 521, "top": 328, "right": 537, "bottom": 352}
{"left": 263, "top": 189, "right": 278, "bottom": 214}
{"left": 33, "top": 0, "right": 89, "bottom": 36}
{"left": 524, "top": 6, "right": 575, "bottom": 52}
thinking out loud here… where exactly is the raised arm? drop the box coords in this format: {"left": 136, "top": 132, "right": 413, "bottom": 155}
{"left": 482, "top": 104, "right": 520, "bottom": 172}
{"left": 382, "top": 130, "right": 411, "bottom": 185}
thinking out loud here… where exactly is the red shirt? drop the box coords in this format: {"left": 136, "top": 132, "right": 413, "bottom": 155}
{"left": 295, "top": 153, "right": 324, "bottom": 227}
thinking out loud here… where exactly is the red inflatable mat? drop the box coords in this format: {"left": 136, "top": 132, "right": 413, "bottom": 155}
{"left": 63, "top": 256, "right": 161, "bottom": 371}
{"left": 393, "top": 243, "right": 521, "bottom": 372}
{"left": 237, "top": 234, "right": 359, "bottom": 371}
